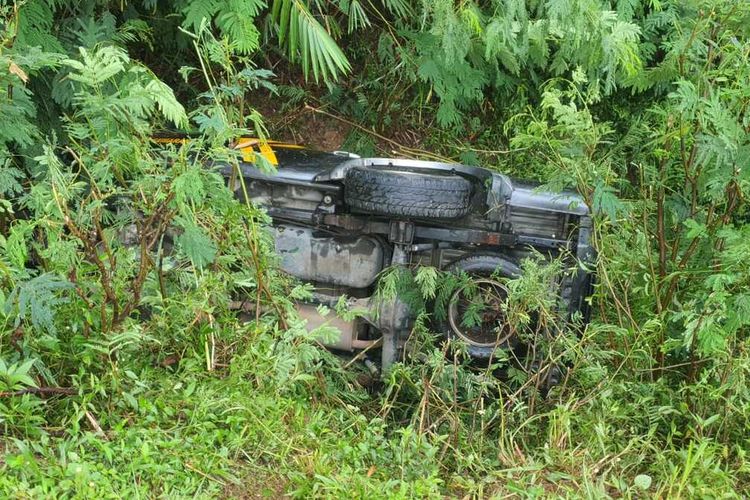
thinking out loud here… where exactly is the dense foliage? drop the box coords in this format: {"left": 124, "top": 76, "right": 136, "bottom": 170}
{"left": 1, "top": 0, "right": 749, "bottom": 497}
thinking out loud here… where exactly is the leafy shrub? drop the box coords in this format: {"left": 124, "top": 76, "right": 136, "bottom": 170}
{"left": 1, "top": 0, "right": 750, "bottom": 497}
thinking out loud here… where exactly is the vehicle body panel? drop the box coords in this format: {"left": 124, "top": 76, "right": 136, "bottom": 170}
{"left": 209, "top": 138, "right": 594, "bottom": 370}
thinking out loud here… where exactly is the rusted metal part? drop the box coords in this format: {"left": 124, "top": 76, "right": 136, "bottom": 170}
{"left": 377, "top": 243, "right": 412, "bottom": 373}
{"left": 321, "top": 214, "right": 521, "bottom": 248}
{"left": 321, "top": 214, "right": 366, "bottom": 231}
{"left": 230, "top": 298, "right": 381, "bottom": 352}
{"left": 447, "top": 278, "right": 513, "bottom": 347}
{"left": 295, "top": 303, "right": 378, "bottom": 351}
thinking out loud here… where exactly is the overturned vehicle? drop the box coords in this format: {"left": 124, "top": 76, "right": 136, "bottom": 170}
{"left": 226, "top": 142, "right": 594, "bottom": 371}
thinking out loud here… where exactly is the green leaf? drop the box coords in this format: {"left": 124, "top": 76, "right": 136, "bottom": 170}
{"left": 271, "top": 0, "right": 351, "bottom": 83}
{"left": 5, "top": 274, "right": 71, "bottom": 335}
{"left": 144, "top": 78, "right": 188, "bottom": 128}
{"left": 6, "top": 221, "right": 33, "bottom": 269}
{"left": 347, "top": 0, "right": 371, "bottom": 33}
{"left": 593, "top": 183, "right": 624, "bottom": 222}
{"left": 414, "top": 266, "right": 439, "bottom": 300}
{"left": 633, "top": 474, "right": 652, "bottom": 490}
{"left": 182, "top": 0, "right": 220, "bottom": 32}
{"left": 173, "top": 166, "right": 206, "bottom": 208}
{"left": 684, "top": 218, "right": 707, "bottom": 240}
{"left": 177, "top": 221, "right": 217, "bottom": 269}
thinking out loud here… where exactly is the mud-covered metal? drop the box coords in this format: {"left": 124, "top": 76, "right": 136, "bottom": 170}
{"left": 274, "top": 225, "right": 385, "bottom": 289}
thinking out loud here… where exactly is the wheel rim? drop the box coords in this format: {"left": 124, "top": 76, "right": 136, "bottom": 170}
{"left": 447, "top": 278, "right": 513, "bottom": 347}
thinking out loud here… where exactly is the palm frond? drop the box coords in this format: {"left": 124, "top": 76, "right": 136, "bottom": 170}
{"left": 347, "top": 0, "right": 371, "bottom": 33}
{"left": 271, "top": 0, "right": 351, "bottom": 83}
{"left": 381, "top": 0, "right": 411, "bottom": 18}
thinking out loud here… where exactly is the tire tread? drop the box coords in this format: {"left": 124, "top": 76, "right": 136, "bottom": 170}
{"left": 344, "top": 167, "right": 472, "bottom": 219}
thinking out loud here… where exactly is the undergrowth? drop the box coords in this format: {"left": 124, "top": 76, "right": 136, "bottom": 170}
{"left": 2, "top": 0, "right": 750, "bottom": 498}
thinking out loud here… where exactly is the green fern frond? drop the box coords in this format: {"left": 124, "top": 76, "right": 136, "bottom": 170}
{"left": 5, "top": 274, "right": 71, "bottom": 336}
{"left": 143, "top": 78, "right": 189, "bottom": 129}
{"left": 62, "top": 46, "right": 187, "bottom": 130}
{"left": 182, "top": 0, "right": 221, "bottom": 32}
{"left": 176, "top": 219, "right": 218, "bottom": 269}
{"left": 215, "top": 0, "right": 264, "bottom": 54}
{"left": 64, "top": 46, "right": 128, "bottom": 86}
{"left": 182, "top": 0, "right": 264, "bottom": 54}
{"left": 0, "top": 157, "right": 24, "bottom": 197}
{"left": 15, "top": 0, "right": 65, "bottom": 53}
{"left": 173, "top": 166, "right": 207, "bottom": 208}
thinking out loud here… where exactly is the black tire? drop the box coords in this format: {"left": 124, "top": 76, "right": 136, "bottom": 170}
{"left": 344, "top": 166, "right": 472, "bottom": 219}
{"left": 438, "top": 254, "right": 520, "bottom": 359}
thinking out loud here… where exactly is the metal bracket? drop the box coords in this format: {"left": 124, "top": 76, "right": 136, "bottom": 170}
{"left": 388, "top": 220, "right": 415, "bottom": 245}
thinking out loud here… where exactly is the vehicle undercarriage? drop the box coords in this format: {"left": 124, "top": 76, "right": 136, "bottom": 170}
{"left": 225, "top": 149, "right": 594, "bottom": 373}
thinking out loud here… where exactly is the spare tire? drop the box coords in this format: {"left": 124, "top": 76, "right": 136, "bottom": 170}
{"left": 344, "top": 166, "right": 472, "bottom": 219}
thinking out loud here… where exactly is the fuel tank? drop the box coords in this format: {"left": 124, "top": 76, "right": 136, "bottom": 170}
{"left": 273, "top": 225, "right": 385, "bottom": 289}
